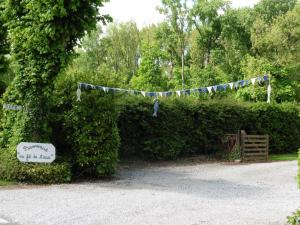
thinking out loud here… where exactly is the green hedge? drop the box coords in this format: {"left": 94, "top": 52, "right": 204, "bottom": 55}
{"left": 0, "top": 146, "right": 71, "bottom": 184}
{"left": 118, "top": 97, "right": 300, "bottom": 160}
{"left": 64, "top": 91, "right": 120, "bottom": 178}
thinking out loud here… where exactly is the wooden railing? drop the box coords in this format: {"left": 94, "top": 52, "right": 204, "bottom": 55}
{"left": 241, "top": 130, "right": 269, "bottom": 162}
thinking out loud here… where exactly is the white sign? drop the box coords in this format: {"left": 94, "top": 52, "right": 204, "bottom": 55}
{"left": 17, "top": 142, "right": 56, "bottom": 163}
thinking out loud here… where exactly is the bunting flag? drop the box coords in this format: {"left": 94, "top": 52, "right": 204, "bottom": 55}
{"left": 76, "top": 86, "right": 81, "bottom": 102}
{"left": 77, "top": 75, "right": 270, "bottom": 101}
{"left": 251, "top": 78, "right": 256, "bottom": 85}
{"left": 212, "top": 86, "right": 218, "bottom": 92}
{"left": 267, "top": 81, "right": 272, "bottom": 104}
{"left": 207, "top": 86, "right": 213, "bottom": 93}
{"left": 153, "top": 98, "right": 159, "bottom": 117}
{"left": 234, "top": 82, "right": 239, "bottom": 89}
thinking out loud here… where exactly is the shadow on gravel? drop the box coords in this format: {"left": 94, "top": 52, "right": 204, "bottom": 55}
{"left": 89, "top": 168, "right": 266, "bottom": 200}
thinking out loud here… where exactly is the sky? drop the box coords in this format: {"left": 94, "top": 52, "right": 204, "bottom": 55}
{"left": 101, "top": 0, "right": 260, "bottom": 29}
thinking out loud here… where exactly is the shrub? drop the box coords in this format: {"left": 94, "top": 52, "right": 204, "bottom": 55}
{"left": 0, "top": 146, "right": 71, "bottom": 184}
{"left": 118, "top": 97, "right": 300, "bottom": 160}
{"left": 64, "top": 91, "right": 120, "bottom": 178}
{"left": 287, "top": 209, "right": 300, "bottom": 225}
{"left": 248, "top": 103, "right": 300, "bottom": 153}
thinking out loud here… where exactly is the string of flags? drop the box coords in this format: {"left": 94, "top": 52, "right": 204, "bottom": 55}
{"left": 0, "top": 75, "right": 271, "bottom": 115}
{"left": 77, "top": 75, "right": 270, "bottom": 100}
{"left": 77, "top": 75, "right": 271, "bottom": 117}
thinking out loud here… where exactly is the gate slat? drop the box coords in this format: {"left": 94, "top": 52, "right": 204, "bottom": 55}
{"left": 242, "top": 133, "right": 269, "bottom": 162}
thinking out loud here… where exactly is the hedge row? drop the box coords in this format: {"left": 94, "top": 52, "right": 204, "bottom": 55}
{"left": 1, "top": 91, "right": 299, "bottom": 183}
{"left": 118, "top": 97, "right": 300, "bottom": 159}
{"left": 63, "top": 91, "right": 120, "bottom": 178}
{"left": 0, "top": 146, "right": 71, "bottom": 184}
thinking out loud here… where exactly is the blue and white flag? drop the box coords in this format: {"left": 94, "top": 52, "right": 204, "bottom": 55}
{"left": 207, "top": 86, "right": 212, "bottom": 93}
{"left": 76, "top": 86, "right": 81, "bottom": 101}
{"left": 213, "top": 86, "right": 218, "bottom": 92}
{"left": 153, "top": 99, "right": 159, "bottom": 117}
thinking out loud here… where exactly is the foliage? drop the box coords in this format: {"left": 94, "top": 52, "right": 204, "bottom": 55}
{"left": 130, "top": 43, "right": 168, "bottom": 91}
{"left": 269, "top": 153, "right": 298, "bottom": 161}
{"left": 190, "top": 0, "right": 228, "bottom": 67}
{"left": 0, "top": 4, "right": 8, "bottom": 78}
{"left": 226, "top": 145, "right": 241, "bottom": 161}
{"left": 287, "top": 209, "right": 300, "bottom": 225}
{"left": 158, "top": 0, "right": 191, "bottom": 89}
{"left": 254, "top": 0, "right": 297, "bottom": 23}
{"left": 0, "top": 146, "right": 71, "bottom": 184}
{"left": 64, "top": 91, "right": 120, "bottom": 177}
{"left": 105, "top": 22, "right": 140, "bottom": 84}
{"left": 0, "top": 0, "right": 110, "bottom": 183}
{"left": 0, "top": 179, "right": 15, "bottom": 186}
{"left": 118, "top": 97, "right": 300, "bottom": 160}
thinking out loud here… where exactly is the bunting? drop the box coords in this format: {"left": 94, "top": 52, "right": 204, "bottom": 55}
{"left": 77, "top": 75, "right": 269, "bottom": 100}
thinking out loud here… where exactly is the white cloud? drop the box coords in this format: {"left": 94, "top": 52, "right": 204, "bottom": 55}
{"left": 101, "top": 0, "right": 260, "bottom": 29}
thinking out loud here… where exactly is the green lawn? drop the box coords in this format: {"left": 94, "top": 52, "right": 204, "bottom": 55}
{"left": 270, "top": 153, "right": 298, "bottom": 161}
{"left": 0, "top": 180, "right": 15, "bottom": 186}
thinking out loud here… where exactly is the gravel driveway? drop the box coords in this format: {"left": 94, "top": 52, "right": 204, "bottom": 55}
{"left": 0, "top": 160, "right": 299, "bottom": 225}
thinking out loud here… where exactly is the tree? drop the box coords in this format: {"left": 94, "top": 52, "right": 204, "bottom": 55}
{"left": 105, "top": 22, "right": 140, "bottom": 85}
{"left": 1, "top": 0, "right": 111, "bottom": 144}
{"left": 250, "top": 3, "right": 300, "bottom": 102}
{"left": 130, "top": 43, "right": 168, "bottom": 91}
{"left": 0, "top": 1, "right": 9, "bottom": 79}
{"left": 189, "top": 0, "right": 228, "bottom": 67}
{"left": 63, "top": 26, "right": 127, "bottom": 88}
{"left": 158, "top": 0, "right": 191, "bottom": 90}
{"left": 217, "top": 7, "right": 253, "bottom": 80}
{"left": 254, "top": 0, "right": 297, "bottom": 23}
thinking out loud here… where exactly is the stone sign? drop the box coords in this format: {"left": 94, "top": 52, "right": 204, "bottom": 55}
{"left": 17, "top": 142, "right": 56, "bottom": 163}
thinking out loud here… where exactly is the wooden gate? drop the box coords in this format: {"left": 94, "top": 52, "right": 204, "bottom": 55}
{"left": 241, "top": 130, "right": 269, "bottom": 162}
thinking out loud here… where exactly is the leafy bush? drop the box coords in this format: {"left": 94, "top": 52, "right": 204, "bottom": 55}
{"left": 118, "top": 97, "right": 300, "bottom": 160}
{"left": 248, "top": 103, "right": 300, "bottom": 153}
{"left": 0, "top": 146, "right": 71, "bottom": 184}
{"left": 287, "top": 209, "right": 300, "bottom": 225}
{"left": 64, "top": 91, "right": 120, "bottom": 178}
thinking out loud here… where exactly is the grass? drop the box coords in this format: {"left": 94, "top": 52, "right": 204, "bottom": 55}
{"left": 0, "top": 179, "right": 15, "bottom": 187}
{"left": 270, "top": 153, "right": 298, "bottom": 161}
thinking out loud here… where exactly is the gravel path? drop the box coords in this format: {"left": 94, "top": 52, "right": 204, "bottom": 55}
{"left": 0, "top": 161, "right": 299, "bottom": 225}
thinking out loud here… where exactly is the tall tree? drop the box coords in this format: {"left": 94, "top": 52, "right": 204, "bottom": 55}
{"left": 130, "top": 43, "right": 168, "bottom": 92}
{"left": 1, "top": 0, "right": 111, "bottom": 144}
{"left": 189, "top": 0, "right": 228, "bottom": 67}
{"left": 254, "top": 0, "right": 297, "bottom": 23}
{"left": 0, "top": 1, "right": 8, "bottom": 78}
{"left": 158, "top": 0, "right": 191, "bottom": 90}
{"left": 105, "top": 22, "right": 140, "bottom": 84}
{"left": 250, "top": 3, "right": 300, "bottom": 102}
{"left": 217, "top": 7, "right": 253, "bottom": 80}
